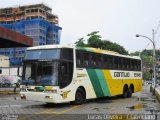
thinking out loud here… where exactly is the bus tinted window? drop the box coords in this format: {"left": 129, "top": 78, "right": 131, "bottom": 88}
{"left": 114, "top": 57, "right": 119, "bottom": 69}
{"left": 76, "top": 50, "right": 82, "bottom": 67}
{"left": 83, "top": 52, "right": 89, "bottom": 66}
{"left": 97, "top": 54, "right": 103, "bottom": 67}
{"left": 60, "top": 48, "right": 73, "bottom": 61}
{"left": 75, "top": 49, "right": 141, "bottom": 71}
{"left": 25, "top": 49, "right": 60, "bottom": 60}
{"left": 89, "top": 53, "right": 97, "bottom": 66}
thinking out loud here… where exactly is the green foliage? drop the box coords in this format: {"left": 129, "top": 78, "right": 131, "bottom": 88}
{"left": 143, "top": 71, "right": 151, "bottom": 80}
{"left": 74, "top": 37, "right": 86, "bottom": 47}
{"left": 130, "top": 51, "right": 140, "bottom": 56}
{"left": 141, "top": 55, "right": 152, "bottom": 63}
{"left": 87, "top": 31, "right": 102, "bottom": 48}
{"left": 142, "top": 49, "right": 152, "bottom": 56}
{"left": 102, "top": 41, "right": 128, "bottom": 55}
{"left": 75, "top": 31, "right": 129, "bottom": 55}
{"left": 130, "top": 49, "right": 160, "bottom": 67}
{"left": 131, "top": 49, "right": 160, "bottom": 80}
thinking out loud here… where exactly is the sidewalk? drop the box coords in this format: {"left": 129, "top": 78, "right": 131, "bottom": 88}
{"left": 151, "top": 85, "right": 160, "bottom": 102}
{"left": 0, "top": 87, "right": 20, "bottom": 94}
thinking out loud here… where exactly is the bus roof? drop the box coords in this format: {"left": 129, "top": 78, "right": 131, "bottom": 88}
{"left": 27, "top": 45, "right": 73, "bottom": 50}
{"left": 76, "top": 47, "right": 141, "bottom": 60}
{"left": 27, "top": 45, "right": 141, "bottom": 60}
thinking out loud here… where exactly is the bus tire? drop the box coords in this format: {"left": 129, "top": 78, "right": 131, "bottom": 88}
{"left": 127, "top": 86, "right": 133, "bottom": 98}
{"left": 122, "top": 86, "right": 128, "bottom": 98}
{"left": 73, "top": 88, "right": 85, "bottom": 105}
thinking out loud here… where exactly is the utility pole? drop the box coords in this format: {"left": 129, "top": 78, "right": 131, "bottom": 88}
{"left": 136, "top": 29, "right": 157, "bottom": 89}
{"left": 152, "top": 29, "right": 156, "bottom": 88}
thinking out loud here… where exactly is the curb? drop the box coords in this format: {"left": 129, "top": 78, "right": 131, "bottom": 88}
{"left": 150, "top": 86, "right": 160, "bottom": 102}
{"left": 155, "top": 88, "right": 160, "bottom": 102}
{"left": 0, "top": 91, "right": 19, "bottom": 94}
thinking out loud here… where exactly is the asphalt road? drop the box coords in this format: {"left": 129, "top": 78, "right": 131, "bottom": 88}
{"left": 0, "top": 84, "right": 159, "bottom": 120}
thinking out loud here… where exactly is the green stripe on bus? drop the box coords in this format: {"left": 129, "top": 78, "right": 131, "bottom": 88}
{"left": 95, "top": 69, "right": 110, "bottom": 96}
{"left": 87, "top": 69, "right": 104, "bottom": 97}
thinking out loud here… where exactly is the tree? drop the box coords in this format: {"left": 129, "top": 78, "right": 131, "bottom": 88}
{"left": 74, "top": 37, "right": 86, "bottom": 47}
{"left": 143, "top": 71, "right": 151, "bottom": 81}
{"left": 102, "top": 41, "right": 128, "bottom": 55}
{"left": 75, "top": 31, "right": 129, "bottom": 55}
{"left": 130, "top": 49, "right": 160, "bottom": 80}
{"left": 87, "top": 31, "right": 103, "bottom": 48}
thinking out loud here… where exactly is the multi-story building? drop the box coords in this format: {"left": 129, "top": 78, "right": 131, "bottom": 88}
{"left": 0, "top": 4, "right": 62, "bottom": 66}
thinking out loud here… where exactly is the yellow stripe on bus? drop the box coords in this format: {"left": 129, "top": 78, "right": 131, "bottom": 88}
{"left": 102, "top": 70, "right": 142, "bottom": 96}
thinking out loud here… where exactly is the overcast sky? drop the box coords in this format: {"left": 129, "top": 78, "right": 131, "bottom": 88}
{"left": 1, "top": 0, "right": 160, "bottom": 53}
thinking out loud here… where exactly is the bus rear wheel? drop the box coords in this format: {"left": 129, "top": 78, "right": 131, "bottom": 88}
{"left": 122, "top": 86, "right": 128, "bottom": 98}
{"left": 74, "top": 89, "right": 85, "bottom": 105}
{"left": 127, "top": 87, "right": 133, "bottom": 98}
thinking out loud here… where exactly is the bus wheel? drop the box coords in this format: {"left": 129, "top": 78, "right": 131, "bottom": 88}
{"left": 127, "top": 87, "right": 133, "bottom": 98}
{"left": 74, "top": 89, "right": 85, "bottom": 105}
{"left": 123, "top": 86, "right": 128, "bottom": 98}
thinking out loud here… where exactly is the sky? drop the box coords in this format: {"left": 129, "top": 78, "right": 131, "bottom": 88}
{"left": 1, "top": 0, "right": 160, "bottom": 53}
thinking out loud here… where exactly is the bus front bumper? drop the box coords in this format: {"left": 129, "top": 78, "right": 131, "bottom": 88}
{"left": 20, "top": 92, "right": 63, "bottom": 103}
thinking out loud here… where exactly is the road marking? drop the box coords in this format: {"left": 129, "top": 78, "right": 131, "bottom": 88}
{"left": 41, "top": 105, "right": 80, "bottom": 114}
{"left": 43, "top": 105, "right": 80, "bottom": 120}
{"left": 18, "top": 108, "right": 54, "bottom": 120}
{"left": 18, "top": 105, "right": 80, "bottom": 120}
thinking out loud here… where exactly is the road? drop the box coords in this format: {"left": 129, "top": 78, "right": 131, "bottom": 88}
{"left": 0, "top": 84, "right": 159, "bottom": 120}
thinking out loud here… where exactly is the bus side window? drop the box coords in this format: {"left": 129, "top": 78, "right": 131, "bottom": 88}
{"left": 76, "top": 50, "right": 82, "bottom": 67}
{"left": 103, "top": 55, "right": 108, "bottom": 68}
{"left": 133, "top": 60, "right": 136, "bottom": 70}
{"left": 137, "top": 60, "right": 141, "bottom": 71}
{"left": 109, "top": 56, "right": 115, "bottom": 68}
{"left": 97, "top": 54, "right": 103, "bottom": 67}
{"left": 77, "top": 59, "right": 81, "bottom": 66}
{"left": 122, "top": 58, "right": 125, "bottom": 69}
{"left": 126, "top": 59, "right": 130, "bottom": 69}
{"left": 114, "top": 57, "right": 118, "bottom": 69}
{"left": 89, "top": 53, "right": 96, "bottom": 66}
{"left": 83, "top": 61, "right": 88, "bottom": 66}
{"left": 118, "top": 58, "right": 122, "bottom": 69}
{"left": 83, "top": 53, "right": 89, "bottom": 67}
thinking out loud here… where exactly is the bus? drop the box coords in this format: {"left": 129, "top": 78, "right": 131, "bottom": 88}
{"left": 20, "top": 45, "right": 142, "bottom": 104}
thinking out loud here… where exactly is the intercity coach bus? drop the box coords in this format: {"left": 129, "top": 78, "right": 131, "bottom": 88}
{"left": 20, "top": 45, "right": 142, "bottom": 104}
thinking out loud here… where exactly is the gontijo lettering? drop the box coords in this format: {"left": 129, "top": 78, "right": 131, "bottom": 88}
{"left": 114, "top": 72, "right": 130, "bottom": 77}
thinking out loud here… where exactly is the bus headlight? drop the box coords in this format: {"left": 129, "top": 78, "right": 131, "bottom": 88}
{"left": 45, "top": 96, "right": 53, "bottom": 99}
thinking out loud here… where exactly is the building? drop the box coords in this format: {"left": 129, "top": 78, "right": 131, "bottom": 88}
{"left": 0, "top": 55, "right": 9, "bottom": 68}
{"left": 0, "top": 4, "right": 62, "bottom": 66}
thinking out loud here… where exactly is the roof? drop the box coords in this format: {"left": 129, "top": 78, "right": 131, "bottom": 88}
{"left": 0, "top": 26, "right": 33, "bottom": 48}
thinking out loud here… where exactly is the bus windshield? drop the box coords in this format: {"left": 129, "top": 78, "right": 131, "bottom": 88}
{"left": 22, "top": 61, "right": 59, "bottom": 86}
{"left": 25, "top": 49, "right": 60, "bottom": 60}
